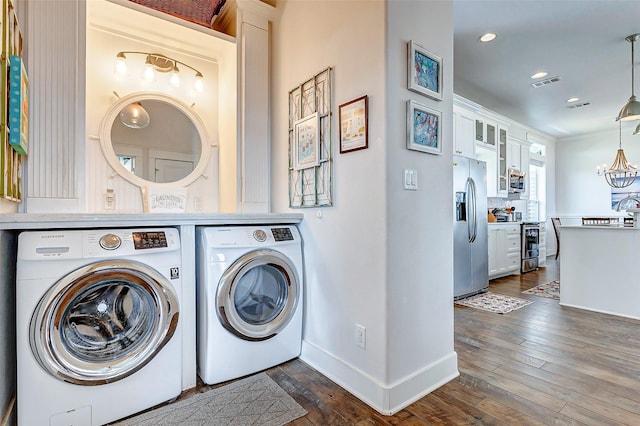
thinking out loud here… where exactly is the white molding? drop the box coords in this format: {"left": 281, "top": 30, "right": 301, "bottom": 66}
{"left": 454, "top": 94, "right": 556, "bottom": 144}
{"left": 300, "top": 340, "right": 459, "bottom": 415}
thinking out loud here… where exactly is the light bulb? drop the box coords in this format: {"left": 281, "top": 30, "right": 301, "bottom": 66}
{"left": 120, "top": 102, "right": 150, "bottom": 129}
{"left": 194, "top": 72, "right": 204, "bottom": 92}
{"left": 170, "top": 63, "right": 181, "bottom": 87}
{"left": 143, "top": 56, "right": 155, "bottom": 82}
{"left": 114, "top": 52, "right": 127, "bottom": 75}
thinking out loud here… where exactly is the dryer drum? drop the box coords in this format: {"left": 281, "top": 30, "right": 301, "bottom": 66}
{"left": 216, "top": 249, "right": 299, "bottom": 341}
{"left": 29, "top": 260, "right": 179, "bottom": 385}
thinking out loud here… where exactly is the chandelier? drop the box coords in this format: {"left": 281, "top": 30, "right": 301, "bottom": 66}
{"left": 597, "top": 122, "right": 638, "bottom": 188}
{"left": 114, "top": 51, "right": 204, "bottom": 92}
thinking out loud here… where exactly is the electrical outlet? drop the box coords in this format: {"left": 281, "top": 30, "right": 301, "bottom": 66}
{"left": 104, "top": 189, "right": 115, "bottom": 210}
{"left": 355, "top": 324, "right": 366, "bottom": 348}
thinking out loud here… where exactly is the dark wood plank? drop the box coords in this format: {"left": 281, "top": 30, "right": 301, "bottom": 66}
{"left": 136, "top": 258, "right": 640, "bottom": 425}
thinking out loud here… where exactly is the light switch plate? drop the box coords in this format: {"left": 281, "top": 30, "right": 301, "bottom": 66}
{"left": 403, "top": 169, "right": 418, "bottom": 190}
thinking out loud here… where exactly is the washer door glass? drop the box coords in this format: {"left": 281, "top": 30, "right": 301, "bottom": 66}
{"left": 30, "top": 260, "right": 179, "bottom": 385}
{"left": 217, "top": 249, "right": 299, "bottom": 341}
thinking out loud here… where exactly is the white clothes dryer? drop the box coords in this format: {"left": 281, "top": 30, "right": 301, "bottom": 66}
{"left": 196, "top": 226, "right": 303, "bottom": 384}
{"left": 16, "top": 228, "right": 182, "bottom": 426}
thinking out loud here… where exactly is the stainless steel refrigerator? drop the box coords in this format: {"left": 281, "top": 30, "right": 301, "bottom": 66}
{"left": 453, "top": 156, "right": 488, "bottom": 300}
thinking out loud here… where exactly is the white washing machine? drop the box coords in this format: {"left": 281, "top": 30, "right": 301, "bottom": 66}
{"left": 196, "top": 225, "right": 303, "bottom": 384}
{"left": 16, "top": 228, "right": 183, "bottom": 426}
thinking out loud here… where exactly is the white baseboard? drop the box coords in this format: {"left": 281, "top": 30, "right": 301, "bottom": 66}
{"left": 300, "top": 340, "right": 459, "bottom": 415}
{"left": 1, "top": 396, "right": 15, "bottom": 426}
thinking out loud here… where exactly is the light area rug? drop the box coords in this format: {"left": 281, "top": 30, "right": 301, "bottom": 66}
{"left": 113, "top": 372, "right": 307, "bottom": 426}
{"left": 455, "top": 291, "right": 533, "bottom": 314}
{"left": 522, "top": 280, "right": 560, "bottom": 299}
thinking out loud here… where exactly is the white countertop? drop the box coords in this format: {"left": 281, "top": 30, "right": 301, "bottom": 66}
{"left": 0, "top": 213, "right": 304, "bottom": 230}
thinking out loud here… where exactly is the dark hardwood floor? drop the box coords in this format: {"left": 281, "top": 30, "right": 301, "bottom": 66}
{"left": 265, "top": 258, "right": 640, "bottom": 425}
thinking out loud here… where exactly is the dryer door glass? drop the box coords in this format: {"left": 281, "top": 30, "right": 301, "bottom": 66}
{"left": 30, "top": 260, "right": 179, "bottom": 385}
{"left": 234, "top": 264, "right": 288, "bottom": 325}
{"left": 217, "top": 249, "right": 299, "bottom": 341}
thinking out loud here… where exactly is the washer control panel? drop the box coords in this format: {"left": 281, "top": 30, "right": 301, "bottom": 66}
{"left": 132, "top": 231, "right": 168, "bottom": 249}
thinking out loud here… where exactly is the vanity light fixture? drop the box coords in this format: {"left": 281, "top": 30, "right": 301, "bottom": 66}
{"left": 617, "top": 33, "right": 640, "bottom": 121}
{"left": 479, "top": 33, "right": 497, "bottom": 43}
{"left": 567, "top": 97, "right": 580, "bottom": 103}
{"left": 597, "top": 121, "right": 637, "bottom": 188}
{"left": 114, "top": 51, "right": 204, "bottom": 92}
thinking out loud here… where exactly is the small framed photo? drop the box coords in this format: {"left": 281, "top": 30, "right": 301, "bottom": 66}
{"left": 407, "top": 40, "right": 443, "bottom": 101}
{"left": 406, "top": 100, "right": 442, "bottom": 155}
{"left": 339, "top": 95, "right": 368, "bottom": 153}
{"left": 293, "top": 112, "right": 320, "bottom": 170}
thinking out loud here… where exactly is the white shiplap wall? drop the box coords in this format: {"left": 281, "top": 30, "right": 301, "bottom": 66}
{"left": 26, "top": 0, "right": 85, "bottom": 212}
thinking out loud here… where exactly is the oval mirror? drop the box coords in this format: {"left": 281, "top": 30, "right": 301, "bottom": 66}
{"left": 100, "top": 92, "right": 210, "bottom": 188}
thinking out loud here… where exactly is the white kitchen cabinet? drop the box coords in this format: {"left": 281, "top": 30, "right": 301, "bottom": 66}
{"left": 453, "top": 107, "right": 476, "bottom": 158}
{"left": 507, "top": 137, "right": 531, "bottom": 199}
{"left": 475, "top": 116, "right": 497, "bottom": 149}
{"left": 488, "top": 223, "right": 521, "bottom": 279}
{"left": 497, "top": 126, "right": 508, "bottom": 196}
{"left": 538, "top": 225, "right": 546, "bottom": 267}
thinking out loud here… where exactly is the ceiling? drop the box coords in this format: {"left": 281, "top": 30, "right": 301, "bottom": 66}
{"left": 453, "top": 0, "right": 640, "bottom": 139}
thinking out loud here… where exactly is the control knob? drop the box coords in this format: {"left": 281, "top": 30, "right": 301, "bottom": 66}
{"left": 99, "top": 233, "right": 122, "bottom": 250}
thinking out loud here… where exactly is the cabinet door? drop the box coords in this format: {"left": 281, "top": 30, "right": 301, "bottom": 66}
{"left": 486, "top": 122, "right": 497, "bottom": 147}
{"left": 488, "top": 229, "right": 498, "bottom": 275}
{"left": 475, "top": 118, "right": 484, "bottom": 144}
{"left": 454, "top": 111, "right": 475, "bottom": 158}
{"left": 497, "top": 127, "right": 508, "bottom": 196}
{"left": 507, "top": 140, "right": 521, "bottom": 171}
{"left": 520, "top": 144, "right": 530, "bottom": 199}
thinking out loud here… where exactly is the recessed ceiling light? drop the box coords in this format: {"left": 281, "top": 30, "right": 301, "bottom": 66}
{"left": 530, "top": 71, "right": 548, "bottom": 79}
{"left": 479, "top": 33, "right": 497, "bottom": 43}
{"left": 567, "top": 97, "right": 580, "bottom": 103}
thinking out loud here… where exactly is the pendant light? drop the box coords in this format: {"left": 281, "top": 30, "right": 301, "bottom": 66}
{"left": 119, "top": 102, "right": 150, "bottom": 129}
{"left": 617, "top": 34, "right": 640, "bottom": 122}
{"left": 599, "top": 121, "right": 638, "bottom": 188}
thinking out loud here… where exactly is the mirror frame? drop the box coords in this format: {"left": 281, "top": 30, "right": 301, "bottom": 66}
{"left": 100, "top": 92, "right": 210, "bottom": 188}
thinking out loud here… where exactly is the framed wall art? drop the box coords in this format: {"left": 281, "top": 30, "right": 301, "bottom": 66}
{"left": 288, "top": 67, "right": 333, "bottom": 207}
{"left": 339, "top": 95, "right": 368, "bottom": 153}
{"left": 293, "top": 112, "right": 320, "bottom": 170}
{"left": 407, "top": 40, "right": 443, "bottom": 101}
{"left": 406, "top": 100, "right": 442, "bottom": 155}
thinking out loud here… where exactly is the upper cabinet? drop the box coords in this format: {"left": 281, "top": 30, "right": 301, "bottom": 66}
{"left": 507, "top": 136, "right": 531, "bottom": 199}
{"left": 453, "top": 105, "right": 475, "bottom": 158}
{"left": 474, "top": 116, "right": 497, "bottom": 149}
{"left": 496, "top": 125, "right": 508, "bottom": 197}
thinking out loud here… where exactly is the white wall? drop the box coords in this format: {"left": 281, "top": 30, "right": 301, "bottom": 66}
{"left": 385, "top": 0, "right": 457, "bottom": 404}
{"left": 271, "top": 0, "right": 457, "bottom": 414}
{"left": 556, "top": 124, "right": 640, "bottom": 218}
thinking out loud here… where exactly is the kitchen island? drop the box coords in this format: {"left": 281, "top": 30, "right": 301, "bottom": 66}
{"left": 560, "top": 223, "right": 640, "bottom": 320}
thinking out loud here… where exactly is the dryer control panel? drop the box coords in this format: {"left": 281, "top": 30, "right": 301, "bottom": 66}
{"left": 271, "top": 227, "right": 294, "bottom": 241}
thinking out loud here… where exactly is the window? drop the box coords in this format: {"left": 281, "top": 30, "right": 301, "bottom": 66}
{"left": 528, "top": 155, "right": 546, "bottom": 221}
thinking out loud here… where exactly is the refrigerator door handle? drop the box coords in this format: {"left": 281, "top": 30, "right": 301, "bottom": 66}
{"left": 465, "top": 177, "right": 475, "bottom": 242}
{"left": 469, "top": 177, "right": 477, "bottom": 242}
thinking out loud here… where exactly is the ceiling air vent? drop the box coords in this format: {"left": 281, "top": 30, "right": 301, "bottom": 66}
{"left": 531, "top": 76, "right": 561, "bottom": 88}
{"left": 566, "top": 102, "right": 591, "bottom": 109}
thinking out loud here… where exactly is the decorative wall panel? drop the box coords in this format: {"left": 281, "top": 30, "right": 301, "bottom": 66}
{"left": 26, "top": 0, "right": 82, "bottom": 201}
{"left": 288, "top": 67, "right": 332, "bottom": 207}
